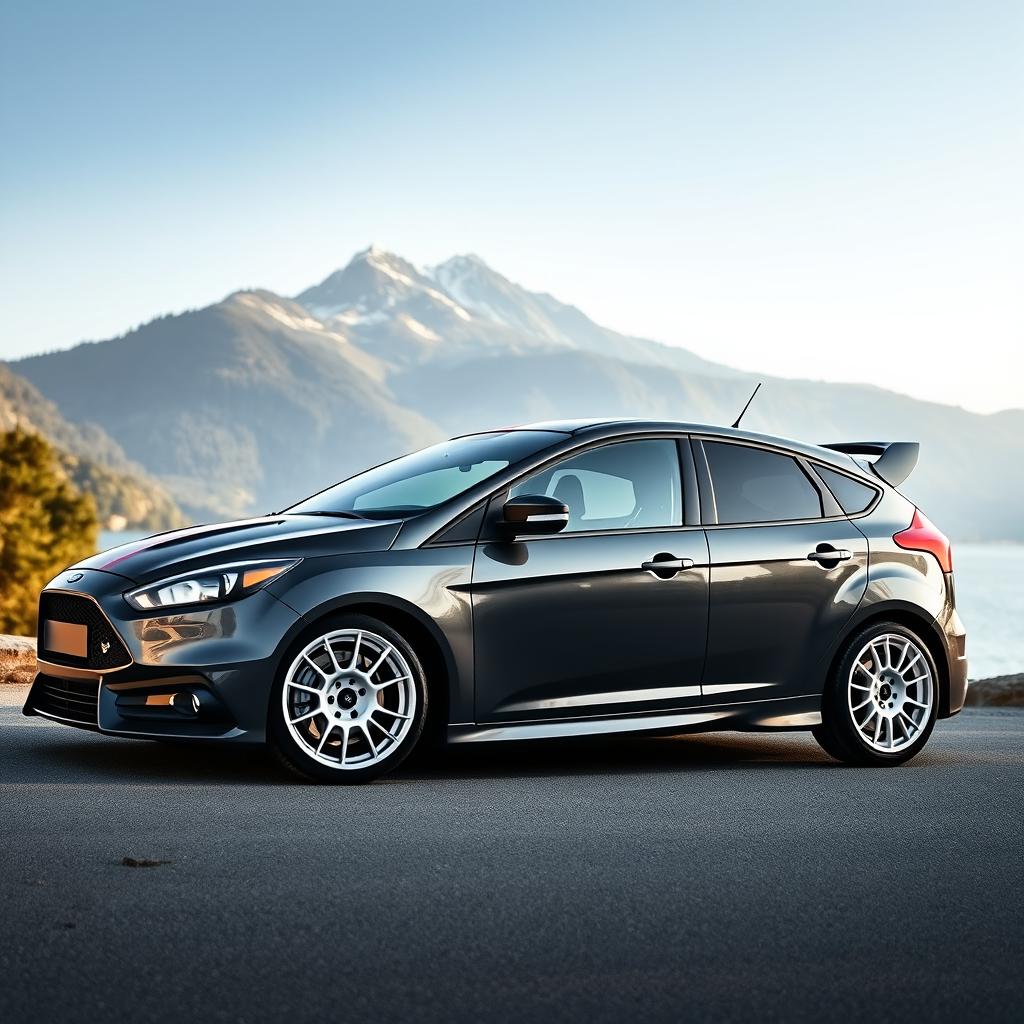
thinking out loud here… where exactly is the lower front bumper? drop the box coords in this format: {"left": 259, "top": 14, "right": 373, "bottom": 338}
{"left": 26, "top": 581, "right": 304, "bottom": 742}
{"left": 23, "top": 663, "right": 268, "bottom": 742}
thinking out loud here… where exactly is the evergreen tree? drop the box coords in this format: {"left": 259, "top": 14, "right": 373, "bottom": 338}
{"left": 0, "top": 429, "right": 98, "bottom": 634}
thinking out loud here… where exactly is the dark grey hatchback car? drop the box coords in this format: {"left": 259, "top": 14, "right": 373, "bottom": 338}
{"left": 25, "top": 419, "right": 967, "bottom": 782}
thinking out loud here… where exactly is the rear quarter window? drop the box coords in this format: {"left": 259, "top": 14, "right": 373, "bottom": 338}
{"left": 815, "top": 465, "right": 878, "bottom": 515}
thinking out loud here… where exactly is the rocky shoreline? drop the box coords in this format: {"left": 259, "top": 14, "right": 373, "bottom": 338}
{"left": 0, "top": 635, "right": 36, "bottom": 687}
{"left": 1, "top": 634, "right": 1021, "bottom": 706}
{"left": 964, "top": 673, "right": 1024, "bottom": 707}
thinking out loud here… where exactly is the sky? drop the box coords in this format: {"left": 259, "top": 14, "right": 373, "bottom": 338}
{"left": 1, "top": 0, "right": 1021, "bottom": 413}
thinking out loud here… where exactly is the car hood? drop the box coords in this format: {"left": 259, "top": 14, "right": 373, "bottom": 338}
{"left": 73, "top": 514, "right": 403, "bottom": 585}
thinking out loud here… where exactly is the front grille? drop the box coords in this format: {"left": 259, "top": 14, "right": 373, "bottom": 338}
{"left": 38, "top": 591, "right": 131, "bottom": 670}
{"left": 35, "top": 674, "right": 100, "bottom": 726}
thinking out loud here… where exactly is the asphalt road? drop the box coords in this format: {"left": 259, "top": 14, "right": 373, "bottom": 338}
{"left": 1, "top": 696, "right": 1022, "bottom": 1024}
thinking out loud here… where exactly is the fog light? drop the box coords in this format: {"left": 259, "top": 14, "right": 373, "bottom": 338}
{"left": 170, "top": 691, "right": 202, "bottom": 717}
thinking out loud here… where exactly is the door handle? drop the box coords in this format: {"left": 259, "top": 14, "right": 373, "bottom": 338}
{"left": 807, "top": 545, "right": 853, "bottom": 565}
{"left": 641, "top": 554, "right": 695, "bottom": 578}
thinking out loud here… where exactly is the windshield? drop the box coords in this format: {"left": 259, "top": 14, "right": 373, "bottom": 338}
{"left": 283, "top": 430, "right": 565, "bottom": 519}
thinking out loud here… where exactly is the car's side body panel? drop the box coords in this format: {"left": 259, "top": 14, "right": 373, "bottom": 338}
{"left": 775, "top": 484, "right": 968, "bottom": 720}
{"left": 701, "top": 519, "right": 869, "bottom": 703}
{"left": 265, "top": 545, "right": 478, "bottom": 723}
{"left": 840, "top": 487, "right": 966, "bottom": 717}
{"left": 471, "top": 527, "right": 710, "bottom": 722}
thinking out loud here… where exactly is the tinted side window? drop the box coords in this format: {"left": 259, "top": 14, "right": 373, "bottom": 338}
{"left": 510, "top": 440, "right": 682, "bottom": 532}
{"left": 815, "top": 465, "right": 877, "bottom": 515}
{"left": 705, "top": 442, "right": 822, "bottom": 524}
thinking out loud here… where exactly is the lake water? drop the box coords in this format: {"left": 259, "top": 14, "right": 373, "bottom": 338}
{"left": 953, "top": 543, "right": 1021, "bottom": 680}
{"left": 98, "top": 533, "right": 1022, "bottom": 681}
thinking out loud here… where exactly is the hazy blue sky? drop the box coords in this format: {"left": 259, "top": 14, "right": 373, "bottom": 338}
{"left": 1, "top": 1, "right": 1020, "bottom": 412}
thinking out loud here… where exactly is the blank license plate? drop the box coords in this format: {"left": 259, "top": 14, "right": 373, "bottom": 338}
{"left": 45, "top": 620, "right": 88, "bottom": 658}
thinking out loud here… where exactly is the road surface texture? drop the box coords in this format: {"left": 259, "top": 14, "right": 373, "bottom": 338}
{"left": 1, "top": 694, "right": 1021, "bottom": 1023}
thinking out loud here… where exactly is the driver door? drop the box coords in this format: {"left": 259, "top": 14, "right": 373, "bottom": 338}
{"left": 471, "top": 438, "right": 709, "bottom": 723}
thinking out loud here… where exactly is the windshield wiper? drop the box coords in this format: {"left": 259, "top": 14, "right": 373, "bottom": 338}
{"left": 292, "top": 510, "right": 366, "bottom": 520}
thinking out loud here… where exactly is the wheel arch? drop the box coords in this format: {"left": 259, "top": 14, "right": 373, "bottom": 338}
{"left": 270, "top": 593, "right": 456, "bottom": 736}
{"left": 824, "top": 603, "right": 952, "bottom": 718}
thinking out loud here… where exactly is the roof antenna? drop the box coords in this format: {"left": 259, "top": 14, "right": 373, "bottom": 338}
{"left": 731, "top": 382, "right": 763, "bottom": 429}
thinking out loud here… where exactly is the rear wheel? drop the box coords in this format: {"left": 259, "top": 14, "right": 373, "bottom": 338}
{"left": 814, "top": 622, "right": 938, "bottom": 766}
{"left": 269, "top": 614, "right": 428, "bottom": 783}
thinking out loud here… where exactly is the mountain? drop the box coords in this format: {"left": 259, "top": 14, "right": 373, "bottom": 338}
{"left": 428, "top": 253, "right": 740, "bottom": 377}
{"left": 0, "top": 362, "right": 184, "bottom": 531}
{"left": 12, "top": 247, "right": 1022, "bottom": 541}
{"left": 298, "top": 247, "right": 740, "bottom": 376}
{"left": 14, "top": 289, "right": 439, "bottom": 520}
{"left": 297, "top": 246, "right": 561, "bottom": 367}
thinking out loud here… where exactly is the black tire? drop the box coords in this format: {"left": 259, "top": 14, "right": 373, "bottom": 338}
{"left": 813, "top": 621, "right": 939, "bottom": 766}
{"left": 810, "top": 720, "right": 850, "bottom": 763}
{"left": 268, "top": 613, "right": 428, "bottom": 784}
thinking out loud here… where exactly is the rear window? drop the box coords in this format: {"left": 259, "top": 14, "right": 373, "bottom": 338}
{"left": 815, "top": 465, "right": 878, "bottom": 515}
{"left": 705, "top": 441, "right": 822, "bottom": 524}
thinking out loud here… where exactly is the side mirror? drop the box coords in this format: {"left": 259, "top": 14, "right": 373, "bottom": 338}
{"left": 501, "top": 494, "right": 570, "bottom": 537}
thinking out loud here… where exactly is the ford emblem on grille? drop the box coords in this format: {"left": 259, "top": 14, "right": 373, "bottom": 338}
{"left": 66, "top": 572, "right": 84, "bottom": 583}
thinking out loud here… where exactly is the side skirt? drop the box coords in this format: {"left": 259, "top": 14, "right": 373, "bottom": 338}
{"left": 448, "top": 695, "right": 822, "bottom": 744}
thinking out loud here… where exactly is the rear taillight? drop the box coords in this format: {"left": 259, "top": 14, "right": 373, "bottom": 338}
{"left": 894, "top": 509, "right": 952, "bottom": 573}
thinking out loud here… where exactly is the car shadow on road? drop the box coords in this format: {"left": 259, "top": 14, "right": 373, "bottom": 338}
{"left": 15, "top": 733, "right": 286, "bottom": 785}
{"left": 411, "top": 731, "right": 841, "bottom": 781}
{"left": 11, "top": 726, "right": 865, "bottom": 786}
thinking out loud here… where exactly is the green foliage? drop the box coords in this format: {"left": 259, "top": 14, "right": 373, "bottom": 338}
{"left": 2, "top": 361, "right": 186, "bottom": 531}
{"left": 0, "top": 429, "right": 98, "bottom": 634}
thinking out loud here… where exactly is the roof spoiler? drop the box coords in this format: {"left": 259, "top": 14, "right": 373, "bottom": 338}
{"left": 820, "top": 441, "right": 920, "bottom": 487}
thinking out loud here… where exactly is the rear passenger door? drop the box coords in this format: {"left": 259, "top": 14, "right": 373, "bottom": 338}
{"left": 695, "top": 438, "right": 869, "bottom": 703}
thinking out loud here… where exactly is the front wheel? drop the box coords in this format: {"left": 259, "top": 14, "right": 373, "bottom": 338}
{"left": 269, "top": 614, "right": 428, "bottom": 783}
{"left": 814, "top": 623, "right": 938, "bottom": 766}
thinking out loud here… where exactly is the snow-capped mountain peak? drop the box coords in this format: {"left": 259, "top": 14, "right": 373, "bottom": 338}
{"left": 296, "top": 246, "right": 472, "bottom": 327}
{"left": 429, "top": 254, "right": 572, "bottom": 344}
{"left": 293, "top": 247, "right": 738, "bottom": 373}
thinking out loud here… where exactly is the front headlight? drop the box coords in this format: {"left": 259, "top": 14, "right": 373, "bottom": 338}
{"left": 124, "top": 559, "right": 301, "bottom": 611}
